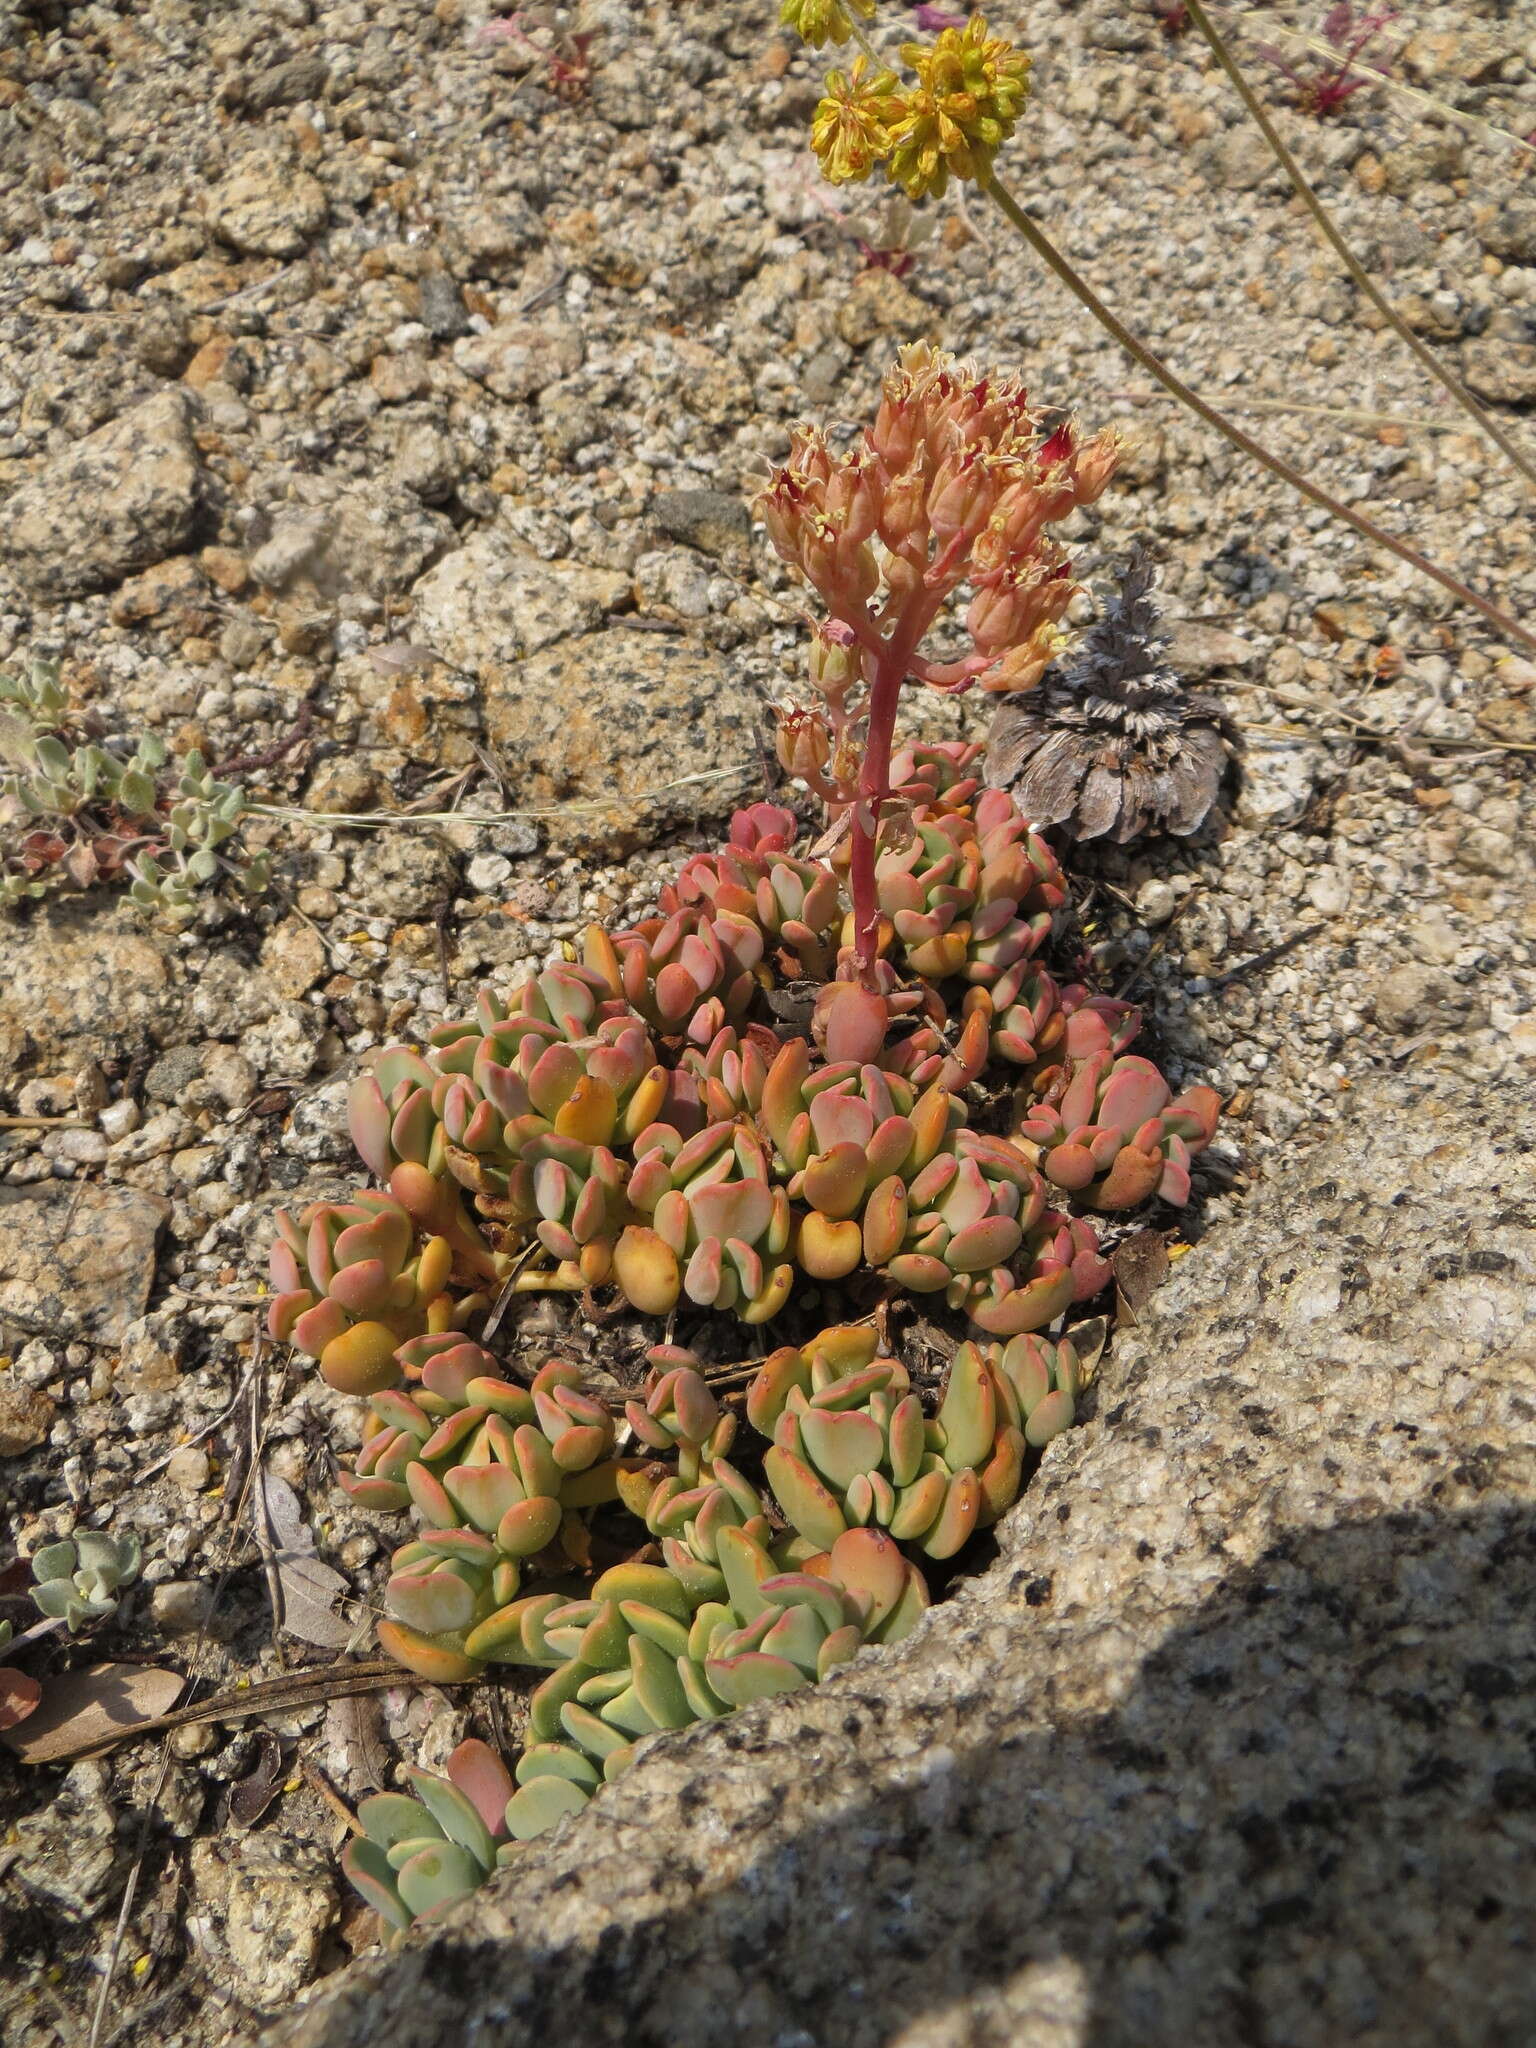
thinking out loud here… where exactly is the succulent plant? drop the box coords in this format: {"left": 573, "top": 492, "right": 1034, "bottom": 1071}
{"left": 345, "top": 1348, "right": 626, "bottom": 1680}
{"left": 1, "top": 662, "right": 268, "bottom": 917}
{"left": 985, "top": 1330, "right": 1084, "bottom": 1449}
{"left": 1013, "top": 1052, "right": 1222, "bottom": 1210}
{"left": 749, "top": 1328, "right": 1004, "bottom": 1558}
{"left": 584, "top": 911, "right": 765, "bottom": 1035}
{"left": 758, "top": 1037, "right": 959, "bottom": 1281}
{"left": 614, "top": 1120, "right": 794, "bottom": 1322}
{"left": 483, "top": 1525, "right": 929, "bottom": 1838}
{"left": 660, "top": 811, "right": 844, "bottom": 982}
{"left": 343, "top": 1738, "right": 520, "bottom": 1936}
{"left": 876, "top": 788, "right": 1066, "bottom": 988}
{"left": 266, "top": 1194, "right": 464, "bottom": 1395}
{"left": 887, "top": 739, "right": 984, "bottom": 809}
{"left": 351, "top": 1017, "right": 664, "bottom": 1207}
{"left": 622, "top": 1360, "right": 737, "bottom": 1482}
{"left": 29, "top": 1532, "right": 142, "bottom": 1630}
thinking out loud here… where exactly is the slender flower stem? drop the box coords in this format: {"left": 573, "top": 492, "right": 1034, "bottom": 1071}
{"left": 1182, "top": 0, "right": 1536, "bottom": 494}
{"left": 850, "top": 649, "right": 903, "bottom": 974}
{"left": 847, "top": 587, "right": 951, "bottom": 977}
{"left": 984, "top": 175, "right": 1536, "bottom": 658}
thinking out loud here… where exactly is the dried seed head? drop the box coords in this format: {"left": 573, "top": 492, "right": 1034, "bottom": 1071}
{"left": 985, "top": 543, "right": 1232, "bottom": 844}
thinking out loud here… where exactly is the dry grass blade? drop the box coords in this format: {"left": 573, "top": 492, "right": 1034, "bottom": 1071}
{"left": 1213, "top": 923, "right": 1328, "bottom": 989}
{"left": 1115, "top": 393, "right": 1467, "bottom": 434}
{"left": 983, "top": 175, "right": 1536, "bottom": 660}
{"left": 1184, "top": 0, "right": 1536, "bottom": 494}
{"left": 248, "top": 761, "right": 756, "bottom": 832}
{"left": 86, "top": 1343, "right": 289, "bottom": 2048}
{"left": 48, "top": 1659, "right": 419, "bottom": 1764}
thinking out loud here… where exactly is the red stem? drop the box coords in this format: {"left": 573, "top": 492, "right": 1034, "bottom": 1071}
{"left": 849, "top": 605, "right": 934, "bottom": 978}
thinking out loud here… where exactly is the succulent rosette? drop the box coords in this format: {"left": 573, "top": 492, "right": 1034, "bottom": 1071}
{"left": 343, "top": 1739, "right": 521, "bottom": 1937}
{"left": 1013, "top": 1051, "right": 1222, "bottom": 1209}
{"left": 614, "top": 1120, "right": 794, "bottom": 1322}
{"left": 481, "top": 1524, "right": 929, "bottom": 1841}
{"left": 266, "top": 1193, "right": 460, "bottom": 1395}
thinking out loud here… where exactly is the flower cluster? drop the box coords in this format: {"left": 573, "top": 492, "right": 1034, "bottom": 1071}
{"left": 781, "top": 0, "right": 876, "bottom": 51}
{"left": 807, "top": 16, "right": 1032, "bottom": 200}
{"left": 756, "top": 344, "right": 1119, "bottom": 969}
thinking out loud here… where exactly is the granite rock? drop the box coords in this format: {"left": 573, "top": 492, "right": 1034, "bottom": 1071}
{"left": 207, "top": 154, "right": 329, "bottom": 257}
{"left": 0, "top": 1183, "right": 169, "bottom": 1345}
{"left": 0, "top": 909, "right": 177, "bottom": 1078}
{"left": 187, "top": 1837, "right": 338, "bottom": 2010}
{"left": 481, "top": 625, "right": 770, "bottom": 856}
{"left": 412, "top": 528, "right": 631, "bottom": 662}
{"left": 281, "top": 1066, "right": 1536, "bottom": 2048}
{"left": 3, "top": 389, "right": 205, "bottom": 599}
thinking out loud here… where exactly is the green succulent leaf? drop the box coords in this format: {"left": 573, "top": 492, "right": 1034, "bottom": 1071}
{"left": 504, "top": 1773, "right": 591, "bottom": 1842}
{"left": 342, "top": 1837, "right": 412, "bottom": 1933}
{"left": 394, "top": 1840, "right": 488, "bottom": 1920}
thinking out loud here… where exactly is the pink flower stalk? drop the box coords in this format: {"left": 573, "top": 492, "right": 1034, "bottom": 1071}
{"left": 756, "top": 346, "right": 1120, "bottom": 981}
{"left": 912, "top": 4, "right": 967, "bottom": 29}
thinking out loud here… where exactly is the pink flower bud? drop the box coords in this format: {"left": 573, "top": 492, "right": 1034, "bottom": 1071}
{"left": 876, "top": 462, "right": 928, "bottom": 551}
{"left": 809, "top": 617, "right": 860, "bottom": 696}
{"left": 775, "top": 706, "right": 840, "bottom": 800}
{"left": 966, "top": 576, "right": 1031, "bottom": 655}
{"left": 757, "top": 488, "right": 801, "bottom": 566}
{"left": 828, "top": 536, "right": 879, "bottom": 611}
{"left": 977, "top": 623, "right": 1064, "bottom": 693}
{"left": 927, "top": 447, "right": 995, "bottom": 542}
{"left": 868, "top": 391, "right": 919, "bottom": 472}
{"left": 824, "top": 454, "right": 880, "bottom": 546}
{"left": 1070, "top": 429, "right": 1123, "bottom": 505}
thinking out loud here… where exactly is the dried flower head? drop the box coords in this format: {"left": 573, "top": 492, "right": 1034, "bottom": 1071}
{"left": 985, "top": 544, "right": 1231, "bottom": 843}
{"left": 780, "top": 0, "right": 876, "bottom": 50}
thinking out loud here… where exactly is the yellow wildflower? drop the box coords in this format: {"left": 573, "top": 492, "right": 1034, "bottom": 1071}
{"left": 810, "top": 58, "right": 902, "bottom": 186}
{"left": 779, "top": 0, "right": 876, "bottom": 49}
{"left": 885, "top": 16, "right": 1032, "bottom": 199}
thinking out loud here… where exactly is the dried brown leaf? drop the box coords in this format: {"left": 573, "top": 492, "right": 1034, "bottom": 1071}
{"left": 323, "top": 1690, "right": 388, "bottom": 1794}
{"left": 366, "top": 641, "right": 440, "bottom": 677}
{"left": 1067, "top": 1315, "right": 1110, "bottom": 1385}
{"left": 258, "top": 1471, "right": 364, "bottom": 1650}
{"left": 63, "top": 838, "right": 100, "bottom": 889}
{"left": 229, "top": 1730, "right": 285, "bottom": 1826}
{"left": 0, "top": 1665, "right": 42, "bottom": 1731}
{"left": 2, "top": 1663, "right": 183, "bottom": 1763}
{"left": 1112, "top": 1229, "right": 1171, "bottom": 1316}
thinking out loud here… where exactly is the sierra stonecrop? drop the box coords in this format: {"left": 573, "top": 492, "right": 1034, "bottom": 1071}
{"left": 260, "top": 345, "right": 1223, "bottom": 1936}
{"left": 270, "top": 759, "right": 1216, "bottom": 1388}
{"left": 335, "top": 1331, "right": 1083, "bottom": 1933}
{"left": 756, "top": 343, "right": 1118, "bottom": 975}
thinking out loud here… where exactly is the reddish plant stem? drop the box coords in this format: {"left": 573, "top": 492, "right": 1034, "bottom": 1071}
{"left": 848, "top": 598, "right": 939, "bottom": 977}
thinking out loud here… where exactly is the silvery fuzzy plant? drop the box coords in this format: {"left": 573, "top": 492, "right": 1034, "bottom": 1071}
{"left": 0, "top": 661, "right": 270, "bottom": 919}
{"left": 28, "top": 1532, "right": 143, "bottom": 1630}
{"left": 985, "top": 544, "right": 1232, "bottom": 844}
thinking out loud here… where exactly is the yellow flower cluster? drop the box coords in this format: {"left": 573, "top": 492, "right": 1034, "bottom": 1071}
{"left": 778, "top": 0, "right": 875, "bottom": 51}
{"left": 889, "top": 18, "right": 1032, "bottom": 196}
{"left": 808, "top": 17, "right": 1032, "bottom": 201}
{"left": 810, "top": 59, "right": 904, "bottom": 185}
